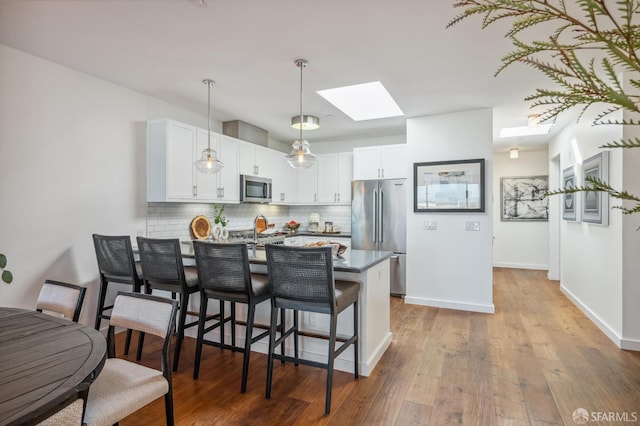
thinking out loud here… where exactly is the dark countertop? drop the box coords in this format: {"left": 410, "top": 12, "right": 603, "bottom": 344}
{"left": 178, "top": 242, "right": 389, "bottom": 274}
{"left": 284, "top": 232, "right": 351, "bottom": 238}
{"left": 247, "top": 248, "right": 390, "bottom": 273}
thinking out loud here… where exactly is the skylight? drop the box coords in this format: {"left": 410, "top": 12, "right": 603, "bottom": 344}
{"left": 317, "top": 81, "right": 404, "bottom": 121}
{"left": 499, "top": 124, "right": 553, "bottom": 138}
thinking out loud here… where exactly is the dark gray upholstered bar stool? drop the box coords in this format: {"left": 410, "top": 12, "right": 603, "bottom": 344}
{"left": 36, "top": 279, "right": 87, "bottom": 322}
{"left": 136, "top": 237, "right": 199, "bottom": 372}
{"left": 92, "top": 234, "right": 143, "bottom": 354}
{"left": 264, "top": 244, "right": 360, "bottom": 415}
{"left": 192, "top": 241, "right": 282, "bottom": 392}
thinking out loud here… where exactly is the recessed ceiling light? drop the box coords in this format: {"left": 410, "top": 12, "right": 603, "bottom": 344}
{"left": 499, "top": 124, "right": 553, "bottom": 138}
{"left": 317, "top": 81, "right": 403, "bottom": 121}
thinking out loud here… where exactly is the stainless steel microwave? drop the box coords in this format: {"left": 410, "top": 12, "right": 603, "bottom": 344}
{"left": 240, "top": 175, "right": 272, "bottom": 203}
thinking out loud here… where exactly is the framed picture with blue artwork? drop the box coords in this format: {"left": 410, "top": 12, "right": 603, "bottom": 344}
{"left": 500, "top": 175, "right": 549, "bottom": 221}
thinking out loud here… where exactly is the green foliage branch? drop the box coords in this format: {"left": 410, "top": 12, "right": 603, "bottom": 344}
{"left": 448, "top": 0, "right": 640, "bottom": 216}
{"left": 213, "top": 203, "right": 228, "bottom": 227}
{"left": 0, "top": 253, "right": 13, "bottom": 284}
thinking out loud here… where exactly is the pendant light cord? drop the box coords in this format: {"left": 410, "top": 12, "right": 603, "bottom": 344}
{"left": 207, "top": 80, "right": 212, "bottom": 151}
{"left": 299, "top": 61, "right": 303, "bottom": 144}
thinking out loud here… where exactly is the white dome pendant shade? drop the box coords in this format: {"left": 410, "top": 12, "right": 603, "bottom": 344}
{"left": 195, "top": 79, "right": 224, "bottom": 174}
{"left": 286, "top": 59, "right": 317, "bottom": 169}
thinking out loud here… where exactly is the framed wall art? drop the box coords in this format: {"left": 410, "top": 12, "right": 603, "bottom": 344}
{"left": 500, "top": 175, "right": 549, "bottom": 221}
{"left": 413, "top": 159, "right": 485, "bottom": 212}
{"left": 561, "top": 165, "right": 579, "bottom": 221}
{"left": 582, "top": 151, "right": 609, "bottom": 225}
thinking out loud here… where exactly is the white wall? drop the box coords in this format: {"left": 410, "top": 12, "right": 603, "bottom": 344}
{"left": 493, "top": 150, "right": 549, "bottom": 270}
{"left": 549, "top": 116, "right": 626, "bottom": 345}
{"left": 405, "top": 109, "right": 494, "bottom": 313}
{"left": 0, "top": 44, "right": 210, "bottom": 324}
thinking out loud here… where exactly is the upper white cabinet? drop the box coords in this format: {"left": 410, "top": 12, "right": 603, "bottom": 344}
{"left": 317, "top": 152, "right": 353, "bottom": 204}
{"left": 147, "top": 119, "right": 196, "bottom": 201}
{"left": 196, "top": 131, "right": 240, "bottom": 202}
{"left": 297, "top": 163, "right": 318, "bottom": 204}
{"left": 239, "top": 141, "right": 271, "bottom": 177}
{"left": 269, "top": 150, "right": 298, "bottom": 204}
{"left": 147, "top": 119, "right": 239, "bottom": 203}
{"left": 353, "top": 144, "right": 407, "bottom": 180}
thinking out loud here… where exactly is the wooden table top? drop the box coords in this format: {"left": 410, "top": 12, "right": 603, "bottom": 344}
{"left": 0, "top": 308, "right": 106, "bottom": 425}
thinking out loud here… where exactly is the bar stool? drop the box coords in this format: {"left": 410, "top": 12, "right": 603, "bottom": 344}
{"left": 192, "top": 241, "right": 282, "bottom": 392}
{"left": 264, "top": 244, "right": 360, "bottom": 415}
{"left": 93, "top": 234, "right": 142, "bottom": 354}
{"left": 136, "top": 237, "right": 199, "bottom": 372}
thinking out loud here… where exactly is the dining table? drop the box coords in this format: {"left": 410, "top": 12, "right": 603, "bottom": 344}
{"left": 0, "top": 308, "right": 106, "bottom": 425}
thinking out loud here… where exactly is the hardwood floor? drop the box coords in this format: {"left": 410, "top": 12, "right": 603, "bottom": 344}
{"left": 117, "top": 268, "right": 640, "bottom": 425}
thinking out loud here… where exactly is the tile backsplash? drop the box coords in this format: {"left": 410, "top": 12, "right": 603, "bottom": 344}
{"left": 146, "top": 203, "right": 351, "bottom": 239}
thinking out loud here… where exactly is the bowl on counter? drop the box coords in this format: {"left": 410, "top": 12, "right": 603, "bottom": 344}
{"left": 284, "top": 222, "right": 301, "bottom": 233}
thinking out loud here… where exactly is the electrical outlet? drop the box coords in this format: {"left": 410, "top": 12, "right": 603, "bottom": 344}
{"left": 465, "top": 221, "right": 480, "bottom": 231}
{"left": 423, "top": 220, "right": 437, "bottom": 230}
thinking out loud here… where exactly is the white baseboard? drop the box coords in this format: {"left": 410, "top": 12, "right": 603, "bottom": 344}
{"left": 493, "top": 262, "right": 548, "bottom": 270}
{"left": 560, "top": 285, "right": 640, "bottom": 351}
{"left": 404, "top": 296, "right": 495, "bottom": 314}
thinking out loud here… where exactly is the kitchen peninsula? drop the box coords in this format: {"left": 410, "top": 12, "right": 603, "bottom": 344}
{"left": 178, "top": 244, "right": 393, "bottom": 376}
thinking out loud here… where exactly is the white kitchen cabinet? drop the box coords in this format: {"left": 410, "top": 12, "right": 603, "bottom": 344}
{"left": 297, "top": 163, "right": 318, "bottom": 204}
{"left": 196, "top": 131, "right": 240, "bottom": 202}
{"left": 239, "top": 141, "right": 271, "bottom": 177}
{"left": 147, "top": 119, "right": 239, "bottom": 203}
{"left": 147, "top": 119, "right": 198, "bottom": 201}
{"left": 269, "top": 150, "right": 298, "bottom": 204}
{"left": 352, "top": 144, "right": 407, "bottom": 180}
{"left": 317, "top": 152, "right": 352, "bottom": 204}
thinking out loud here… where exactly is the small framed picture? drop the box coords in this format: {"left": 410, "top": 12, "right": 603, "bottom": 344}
{"left": 582, "top": 151, "right": 609, "bottom": 225}
{"left": 500, "top": 176, "right": 549, "bottom": 221}
{"left": 562, "top": 165, "right": 578, "bottom": 221}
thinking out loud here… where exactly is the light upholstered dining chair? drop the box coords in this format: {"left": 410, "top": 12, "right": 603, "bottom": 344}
{"left": 83, "top": 292, "right": 178, "bottom": 426}
{"left": 36, "top": 279, "right": 87, "bottom": 322}
{"left": 264, "top": 244, "right": 360, "bottom": 415}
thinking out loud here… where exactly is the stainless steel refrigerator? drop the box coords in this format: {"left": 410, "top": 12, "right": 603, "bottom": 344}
{"left": 351, "top": 179, "right": 407, "bottom": 296}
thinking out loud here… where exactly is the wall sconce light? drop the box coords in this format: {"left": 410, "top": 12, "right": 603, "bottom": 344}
{"left": 510, "top": 148, "right": 519, "bottom": 159}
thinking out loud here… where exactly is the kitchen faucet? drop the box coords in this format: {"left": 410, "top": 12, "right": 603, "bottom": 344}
{"left": 253, "top": 214, "right": 268, "bottom": 244}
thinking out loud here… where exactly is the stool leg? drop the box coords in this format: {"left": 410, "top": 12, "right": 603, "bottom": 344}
{"left": 325, "top": 313, "right": 338, "bottom": 415}
{"left": 279, "top": 308, "right": 285, "bottom": 364}
{"left": 265, "top": 303, "right": 279, "bottom": 399}
{"left": 172, "top": 291, "right": 188, "bottom": 372}
{"left": 94, "top": 279, "right": 108, "bottom": 330}
{"left": 231, "top": 301, "right": 237, "bottom": 351}
{"left": 219, "top": 300, "right": 225, "bottom": 349}
{"left": 241, "top": 303, "right": 255, "bottom": 393}
{"left": 293, "top": 309, "right": 299, "bottom": 366}
{"left": 194, "top": 293, "right": 208, "bottom": 380}
{"left": 354, "top": 301, "right": 359, "bottom": 379}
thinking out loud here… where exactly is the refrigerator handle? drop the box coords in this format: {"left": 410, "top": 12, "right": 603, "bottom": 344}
{"left": 372, "top": 189, "right": 377, "bottom": 243}
{"left": 380, "top": 190, "right": 384, "bottom": 243}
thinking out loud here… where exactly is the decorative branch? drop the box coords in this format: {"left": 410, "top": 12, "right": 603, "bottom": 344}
{"left": 449, "top": 0, "right": 640, "bottom": 218}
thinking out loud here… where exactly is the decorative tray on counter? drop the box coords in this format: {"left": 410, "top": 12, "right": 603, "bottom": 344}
{"left": 190, "top": 215, "right": 211, "bottom": 240}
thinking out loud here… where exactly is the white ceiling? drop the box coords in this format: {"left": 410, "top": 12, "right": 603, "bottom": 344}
{"left": 0, "top": 0, "right": 571, "bottom": 151}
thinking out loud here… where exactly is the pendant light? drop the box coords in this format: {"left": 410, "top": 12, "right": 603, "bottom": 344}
{"left": 195, "top": 79, "right": 224, "bottom": 174}
{"left": 286, "top": 59, "right": 317, "bottom": 169}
